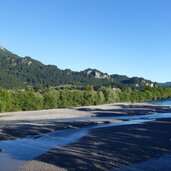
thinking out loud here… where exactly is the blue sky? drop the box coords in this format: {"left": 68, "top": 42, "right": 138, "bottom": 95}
{"left": 0, "top": 0, "right": 171, "bottom": 82}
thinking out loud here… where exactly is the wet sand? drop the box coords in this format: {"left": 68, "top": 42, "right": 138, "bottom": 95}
{"left": 0, "top": 103, "right": 170, "bottom": 170}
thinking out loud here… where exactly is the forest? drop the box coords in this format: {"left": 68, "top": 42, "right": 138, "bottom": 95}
{"left": 0, "top": 48, "right": 170, "bottom": 113}
{"left": 0, "top": 48, "right": 156, "bottom": 89}
{"left": 0, "top": 85, "right": 171, "bottom": 112}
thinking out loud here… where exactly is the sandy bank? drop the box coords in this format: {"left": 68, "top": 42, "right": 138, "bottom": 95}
{"left": 0, "top": 102, "right": 169, "bottom": 121}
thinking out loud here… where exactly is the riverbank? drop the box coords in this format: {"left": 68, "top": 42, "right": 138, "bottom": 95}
{"left": 0, "top": 102, "right": 170, "bottom": 140}
{"left": 33, "top": 118, "right": 171, "bottom": 171}
{"left": 0, "top": 102, "right": 171, "bottom": 171}
{"left": 0, "top": 102, "right": 170, "bottom": 121}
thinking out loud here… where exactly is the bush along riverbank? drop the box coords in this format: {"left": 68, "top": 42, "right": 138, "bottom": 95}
{"left": 0, "top": 85, "right": 171, "bottom": 112}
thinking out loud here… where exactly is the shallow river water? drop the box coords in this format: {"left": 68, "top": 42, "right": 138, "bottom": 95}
{"left": 0, "top": 99, "right": 171, "bottom": 170}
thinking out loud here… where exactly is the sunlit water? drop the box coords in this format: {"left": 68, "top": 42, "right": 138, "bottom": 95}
{"left": 148, "top": 98, "right": 171, "bottom": 106}
{"left": 0, "top": 99, "right": 171, "bottom": 170}
{"left": 0, "top": 119, "right": 153, "bottom": 161}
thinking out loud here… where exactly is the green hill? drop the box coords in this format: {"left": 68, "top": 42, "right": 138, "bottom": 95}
{"left": 0, "top": 46, "right": 157, "bottom": 89}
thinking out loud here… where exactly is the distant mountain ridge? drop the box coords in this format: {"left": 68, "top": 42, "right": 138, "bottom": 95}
{"left": 160, "top": 82, "right": 171, "bottom": 87}
{"left": 0, "top": 47, "right": 157, "bottom": 89}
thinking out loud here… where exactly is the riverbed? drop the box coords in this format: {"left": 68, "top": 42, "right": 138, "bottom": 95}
{"left": 0, "top": 101, "right": 171, "bottom": 170}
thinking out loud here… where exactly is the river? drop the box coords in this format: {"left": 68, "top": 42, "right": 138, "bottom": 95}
{"left": 0, "top": 99, "right": 171, "bottom": 170}
{"left": 148, "top": 98, "right": 171, "bottom": 106}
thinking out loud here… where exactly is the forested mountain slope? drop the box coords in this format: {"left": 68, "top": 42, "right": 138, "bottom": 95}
{"left": 0, "top": 47, "right": 157, "bottom": 89}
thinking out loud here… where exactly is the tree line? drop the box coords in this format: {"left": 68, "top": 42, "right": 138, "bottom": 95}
{"left": 0, "top": 85, "right": 171, "bottom": 112}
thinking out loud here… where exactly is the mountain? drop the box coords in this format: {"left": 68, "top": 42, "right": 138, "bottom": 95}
{"left": 110, "top": 74, "right": 156, "bottom": 88}
{"left": 83, "top": 69, "right": 110, "bottom": 79}
{"left": 0, "top": 46, "right": 157, "bottom": 89}
{"left": 160, "top": 82, "right": 171, "bottom": 87}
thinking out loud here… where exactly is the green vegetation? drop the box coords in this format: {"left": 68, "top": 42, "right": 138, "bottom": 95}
{"left": 0, "top": 48, "right": 157, "bottom": 90}
{"left": 0, "top": 47, "right": 170, "bottom": 113}
{"left": 0, "top": 86, "right": 171, "bottom": 112}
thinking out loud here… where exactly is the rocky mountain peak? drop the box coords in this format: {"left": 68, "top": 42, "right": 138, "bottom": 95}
{"left": 0, "top": 45, "right": 5, "bottom": 51}
{"left": 84, "top": 69, "right": 110, "bottom": 79}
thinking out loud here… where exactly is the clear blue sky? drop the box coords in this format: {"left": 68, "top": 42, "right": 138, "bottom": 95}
{"left": 0, "top": 0, "right": 171, "bottom": 82}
